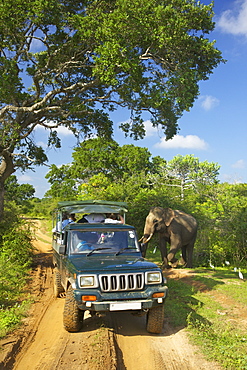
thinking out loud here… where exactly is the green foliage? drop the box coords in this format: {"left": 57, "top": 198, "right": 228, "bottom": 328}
{"left": 0, "top": 301, "right": 30, "bottom": 339}
{"left": 148, "top": 154, "right": 220, "bottom": 200}
{"left": 166, "top": 269, "right": 247, "bottom": 369}
{"left": 43, "top": 138, "right": 247, "bottom": 266}
{"left": 0, "top": 0, "right": 223, "bottom": 219}
{"left": 5, "top": 175, "right": 35, "bottom": 213}
{"left": 191, "top": 183, "right": 247, "bottom": 267}
{"left": 70, "top": 138, "right": 159, "bottom": 182}
{"left": 45, "top": 164, "right": 78, "bottom": 201}
{"left": 0, "top": 203, "right": 33, "bottom": 336}
{"left": 45, "top": 138, "right": 165, "bottom": 203}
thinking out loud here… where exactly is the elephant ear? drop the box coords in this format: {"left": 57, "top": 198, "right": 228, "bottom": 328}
{"left": 164, "top": 208, "right": 175, "bottom": 227}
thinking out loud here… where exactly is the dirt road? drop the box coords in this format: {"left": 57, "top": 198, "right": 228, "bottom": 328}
{"left": 1, "top": 221, "right": 222, "bottom": 370}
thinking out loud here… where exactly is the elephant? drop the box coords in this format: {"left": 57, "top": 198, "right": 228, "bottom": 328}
{"left": 139, "top": 207, "right": 198, "bottom": 268}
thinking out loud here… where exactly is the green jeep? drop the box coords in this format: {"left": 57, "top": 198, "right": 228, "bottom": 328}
{"left": 52, "top": 200, "right": 168, "bottom": 334}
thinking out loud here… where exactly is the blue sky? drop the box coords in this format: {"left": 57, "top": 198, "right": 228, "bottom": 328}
{"left": 17, "top": 0, "right": 247, "bottom": 198}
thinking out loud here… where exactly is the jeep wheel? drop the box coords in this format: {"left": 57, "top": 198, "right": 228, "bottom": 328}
{"left": 63, "top": 286, "right": 83, "bottom": 332}
{"left": 53, "top": 269, "right": 64, "bottom": 298}
{"left": 146, "top": 305, "right": 164, "bottom": 334}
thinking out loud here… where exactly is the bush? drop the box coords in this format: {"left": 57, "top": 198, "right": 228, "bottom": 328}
{"left": 0, "top": 203, "right": 33, "bottom": 336}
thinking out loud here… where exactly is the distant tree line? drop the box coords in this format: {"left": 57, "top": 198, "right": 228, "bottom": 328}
{"left": 42, "top": 138, "right": 247, "bottom": 267}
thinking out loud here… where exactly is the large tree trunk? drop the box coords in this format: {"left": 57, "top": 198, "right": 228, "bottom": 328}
{"left": 0, "top": 180, "right": 5, "bottom": 220}
{"left": 0, "top": 150, "right": 15, "bottom": 220}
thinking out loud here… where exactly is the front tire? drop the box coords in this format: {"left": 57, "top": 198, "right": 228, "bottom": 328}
{"left": 146, "top": 305, "right": 164, "bottom": 334}
{"left": 53, "top": 269, "right": 64, "bottom": 298}
{"left": 63, "top": 286, "right": 83, "bottom": 332}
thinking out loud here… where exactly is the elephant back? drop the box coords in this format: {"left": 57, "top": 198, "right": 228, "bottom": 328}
{"left": 173, "top": 209, "right": 198, "bottom": 235}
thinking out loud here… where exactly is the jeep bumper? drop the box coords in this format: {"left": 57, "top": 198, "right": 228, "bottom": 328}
{"left": 73, "top": 285, "right": 168, "bottom": 312}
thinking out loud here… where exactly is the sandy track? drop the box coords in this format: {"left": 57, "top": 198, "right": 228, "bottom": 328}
{"left": 1, "top": 220, "right": 222, "bottom": 370}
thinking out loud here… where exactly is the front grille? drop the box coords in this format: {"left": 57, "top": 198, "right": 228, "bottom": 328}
{"left": 99, "top": 273, "right": 144, "bottom": 292}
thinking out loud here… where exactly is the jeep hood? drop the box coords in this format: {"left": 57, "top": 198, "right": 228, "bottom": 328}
{"left": 68, "top": 255, "right": 159, "bottom": 273}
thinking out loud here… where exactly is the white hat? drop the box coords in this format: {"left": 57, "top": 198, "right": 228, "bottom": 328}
{"left": 84, "top": 213, "right": 105, "bottom": 223}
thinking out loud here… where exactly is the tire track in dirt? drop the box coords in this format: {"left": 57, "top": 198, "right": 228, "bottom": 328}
{"left": 6, "top": 220, "right": 116, "bottom": 370}
{"left": 105, "top": 310, "right": 223, "bottom": 370}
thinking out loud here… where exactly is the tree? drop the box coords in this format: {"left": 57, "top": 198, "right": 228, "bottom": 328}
{"left": 45, "top": 138, "right": 165, "bottom": 199}
{"left": 44, "top": 164, "right": 78, "bottom": 200}
{"left": 5, "top": 175, "right": 35, "bottom": 205}
{"left": 71, "top": 139, "right": 120, "bottom": 182}
{"left": 71, "top": 138, "right": 159, "bottom": 181}
{"left": 0, "top": 0, "right": 223, "bottom": 218}
{"left": 149, "top": 154, "right": 220, "bottom": 200}
{"left": 190, "top": 183, "right": 247, "bottom": 266}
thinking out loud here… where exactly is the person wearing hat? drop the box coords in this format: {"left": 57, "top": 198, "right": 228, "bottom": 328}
{"left": 62, "top": 213, "right": 76, "bottom": 229}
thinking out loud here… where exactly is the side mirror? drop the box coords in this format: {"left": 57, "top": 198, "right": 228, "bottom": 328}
{"left": 58, "top": 244, "right": 66, "bottom": 254}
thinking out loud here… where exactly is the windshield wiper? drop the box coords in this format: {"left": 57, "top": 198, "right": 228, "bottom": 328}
{"left": 115, "top": 247, "right": 136, "bottom": 256}
{"left": 87, "top": 247, "right": 111, "bottom": 256}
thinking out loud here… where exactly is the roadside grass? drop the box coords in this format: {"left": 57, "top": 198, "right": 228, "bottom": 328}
{"left": 0, "top": 216, "right": 54, "bottom": 342}
{"left": 164, "top": 268, "right": 247, "bottom": 370}
{"left": 0, "top": 209, "right": 34, "bottom": 340}
{"left": 0, "top": 300, "right": 32, "bottom": 339}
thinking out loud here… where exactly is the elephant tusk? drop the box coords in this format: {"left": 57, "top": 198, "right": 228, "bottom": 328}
{"left": 143, "top": 233, "right": 153, "bottom": 243}
{"left": 138, "top": 236, "right": 144, "bottom": 242}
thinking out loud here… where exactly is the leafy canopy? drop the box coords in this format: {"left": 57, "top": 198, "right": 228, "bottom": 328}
{"left": 5, "top": 175, "right": 35, "bottom": 205}
{"left": 0, "top": 0, "right": 222, "bottom": 171}
{"left": 0, "top": 0, "right": 223, "bottom": 218}
{"left": 45, "top": 138, "right": 166, "bottom": 199}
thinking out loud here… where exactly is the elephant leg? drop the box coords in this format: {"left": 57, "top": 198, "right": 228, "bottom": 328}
{"left": 167, "top": 234, "right": 182, "bottom": 265}
{"left": 167, "top": 248, "right": 179, "bottom": 264}
{"left": 186, "top": 241, "right": 194, "bottom": 268}
{"left": 180, "top": 246, "right": 187, "bottom": 266}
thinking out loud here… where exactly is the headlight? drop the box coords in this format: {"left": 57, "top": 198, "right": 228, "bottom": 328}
{"left": 79, "top": 275, "right": 98, "bottom": 288}
{"left": 146, "top": 271, "right": 162, "bottom": 284}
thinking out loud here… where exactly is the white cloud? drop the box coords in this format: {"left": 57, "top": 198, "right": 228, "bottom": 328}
{"left": 143, "top": 120, "right": 160, "bottom": 137}
{"left": 199, "top": 95, "right": 219, "bottom": 111}
{"left": 221, "top": 173, "right": 243, "bottom": 184}
{"left": 37, "top": 141, "right": 47, "bottom": 149}
{"left": 55, "top": 126, "right": 74, "bottom": 136}
{"left": 232, "top": 159, "right": 245, "bottom": 168}
{"left": 154, "top": 135, "right": 208, "bottom": 150}
{"left": 17, "top": 174, "right": 32, "bottom": 182}
{"left": 217, "top": 0, "right": 247, "bottom": 36}
{"left": 35, "top": 124, "right": 74, "bottom": 136}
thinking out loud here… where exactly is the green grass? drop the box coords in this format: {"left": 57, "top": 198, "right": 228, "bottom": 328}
{"left": 0, "top": 300, "right": 31, "bottom": 339}
{"left": 165, "top": 268, "right": 247, "bottom": 369}
{"left": 0, "top": 213, "right": 34, "bottom": 341}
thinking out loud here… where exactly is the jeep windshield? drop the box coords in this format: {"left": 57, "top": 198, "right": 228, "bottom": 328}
{"left": 68, "top": 229, "right": 140, "bottom": 255}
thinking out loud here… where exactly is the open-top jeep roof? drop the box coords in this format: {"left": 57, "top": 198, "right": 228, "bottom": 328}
{"left": 55, "top": 200, "right": 128, "bottom": 215}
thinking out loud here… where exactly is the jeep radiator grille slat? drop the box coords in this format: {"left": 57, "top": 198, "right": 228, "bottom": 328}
{"left": 99, "top": 273, "right": 144, "bottom": 292}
